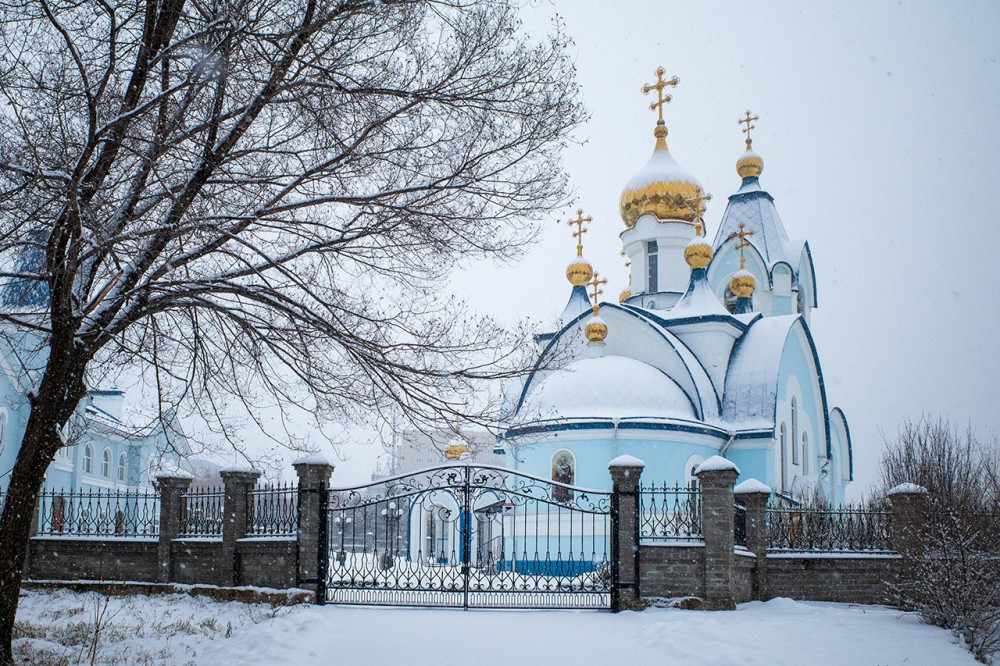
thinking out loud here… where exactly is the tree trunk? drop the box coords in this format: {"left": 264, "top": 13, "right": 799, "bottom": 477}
{"left": 0, "top": 411, "right": 62, "bottom": 666}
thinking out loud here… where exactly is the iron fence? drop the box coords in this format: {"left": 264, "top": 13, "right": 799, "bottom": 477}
{"left": 639, "top": 482, "right": 702, "bottom": 541}
{"left": 247, "top": 482, "right": 298, "bottom": 537}
{"left": 179, "top": 486, "right": 224, "bottom": 538}
{"left": 36, "top": 488, "right": 159, "bottom": 537}
{"left": 766, "top": 504, "right": 893, "bottom": 552}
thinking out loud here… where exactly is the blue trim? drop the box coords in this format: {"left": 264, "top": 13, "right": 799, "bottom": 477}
{"left": 800, "top": 241, "right": 819, "bottom": 308}
{"left": 831, "top": 406, "right": 853, "bottom": 481}
{"left": 733, "top": 296, "right": 752, "bottom": 315}
{"left": 533, "top": 332, "right": 555, "bottom": 345}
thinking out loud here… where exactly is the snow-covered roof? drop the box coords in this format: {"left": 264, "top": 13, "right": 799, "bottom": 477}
{"left": 664, "top": 269, "right": 731, "bottom": 319}
{"left": 559, "top": 285, "right": 592, "bottom": 327}
{"left": 516, "top": 355, "right": 696, "bottom": 422}
{"left": 735, "top": 478, "right": 772, "bottom": 495}
{"left": 623, "top": 144, "right": 703, "bottom": 192}
{"left": 712, "top": 176, "right": 801, "bottom": 273}
{"left": 608, "top": 454, "right": 645, "bottom": 468}
{"left": 695, "top": 455, "right": 740, "bottom": 474}
{"left": 722, "top": 315, "right": 799, "bottom": 428}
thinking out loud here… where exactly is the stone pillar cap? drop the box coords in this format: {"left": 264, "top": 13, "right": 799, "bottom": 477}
{"left": 293, "top": 453, "right": 334, "bottom": 467}
{"left": 219, "top": 465, "right": 262, "bottom": 475}
{"left": 153, "top": 466, "right": 194, "bottom": 481}
{"left": 887, "top": 482, "right": 928, "bottom": 495}
{"left": 695, "top": 455, "right": 740, "bottom": 476}
{"left": 734, "top": 478, "right": 771, "bottom": 495}
{"left": 608, "top": 454, "right": 645, "bottom": 469}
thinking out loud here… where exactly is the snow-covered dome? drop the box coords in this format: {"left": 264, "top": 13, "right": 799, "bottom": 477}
{"left": 520, "top": 355, "right": 695, "bottom": 421}
{"left": 619, "top": 125, "right": 704, "bottom": 228}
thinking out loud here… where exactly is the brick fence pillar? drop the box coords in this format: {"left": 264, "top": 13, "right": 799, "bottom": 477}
{"left": 887, "top": 483, "right": 928, "bottom": 559}
{"left": 696, "top": 456, "right": 740, "bottom": 610}
{"left": 155, "top": 472, "right": 193, "bottom": 583}
{"left": 735, "top": 478, "right": 772, "bottom": 600}
{"left": 294, "top": 457, "right": 334, "bottom": 601}
{"left": 221, "top": 467, "right": 262, "bottom": 586}
{"left": 608, "top": 455, "right": 644, "bottom": 612}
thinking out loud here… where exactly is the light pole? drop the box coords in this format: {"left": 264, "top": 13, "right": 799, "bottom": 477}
{"left": 333, "top": 514, "right": 352, "bottom": 565}
{"left": 380, "top": 501, "right": 403, "bottom": 570}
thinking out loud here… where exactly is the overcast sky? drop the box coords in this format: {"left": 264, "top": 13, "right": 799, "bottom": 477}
{"left": 426, "top": 0, "right": 1000, "bottom": 497}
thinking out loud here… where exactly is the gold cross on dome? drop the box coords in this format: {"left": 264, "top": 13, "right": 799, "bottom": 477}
{"left": 567, "top": 209, "right": 591, "bottom": 257}
{"left": 620, "top": 251, "right": 632, "bottom": 285}
{"left": 686, "top": 193, "right": 713, "bottom": 233}
{"left": 728, "top": 223, "right": 756, "bottom": 270}
{"left": 739, "top": 110, "right": 759, "bottom": 148}
{"left": 587, "top": 270, "right": 607, "bottom": 314}
{"left": 642, "top": 68, "right": 679, "bottom": 122}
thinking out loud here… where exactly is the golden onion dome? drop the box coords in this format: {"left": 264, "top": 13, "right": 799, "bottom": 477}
{"left": 684, "top": 235, "right": 713, "bottom": 270}
{"left": 737, "top": 148, "right": 764, "bottom": 179}
{"left": 584, "top": 315, "right": 608, "bottom": 344}
{"left": 444, "top": 440, "right": 470, "bottom": 460}
{"left": 566, "top": 257, "right": 594, "bottom": 287}
{"left": 729, "top": 269, "right": 756, "bottom": 299}
{"left": 620, "top": 124, "right": 704, "bottom": 228}
{"left": 618, "top": 288, "right": 632, "bottom": 303}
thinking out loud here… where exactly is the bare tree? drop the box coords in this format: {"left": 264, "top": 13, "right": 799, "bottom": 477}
{"left": 878, "top": 419, "right": 1000, "bottom": 662}
{"left": 0, "top": 0, "right": 583, "bottom": 658}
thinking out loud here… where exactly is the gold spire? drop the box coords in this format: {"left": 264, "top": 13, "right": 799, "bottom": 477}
{"left": 564, "top": 209, "right": 594, "bottom": 287}
{"left": 686, "top": 193, "right": 712, "bottom": 235}
{"left": 619, "top": 251, "right": 632, "bottom": 303}
{"left": 567, "top": 209, "right": 591, "bottom": 257}
{"left": 728, "top": 223, "right": 757, "bottom": 299}
{"left": 642, "top": 68, "right": 680, "bottom": 126}
{"left": 728, "top": 223, "right": 756, "bottom": 270}
{"left": 737, "top": 110, "right": 764, "bottom": 178}
{"left": 585, "top": 271, "right": 608, "bottom": 343}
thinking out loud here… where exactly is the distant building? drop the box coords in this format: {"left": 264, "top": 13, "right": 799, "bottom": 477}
{"left": 372, "top": 427, "right": 506, "bottom": 481}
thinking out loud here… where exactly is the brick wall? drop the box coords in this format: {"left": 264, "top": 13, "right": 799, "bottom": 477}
{"left": 27, "top": 537, "right": 158, "bottom": 581}
{"left": 237, "top": 538, "right": 297, "bottom": 589}
{"left": 732, "top": 549, "right": 756, "bottom": 603}
{"left": 639, "top": 543, "right": 705, "bottom": 598}
{"left": 171, "top": 539, "right": 227, "bottom": 585}
{"left": 764, "top": 554, "right": 898, "bottom": 604}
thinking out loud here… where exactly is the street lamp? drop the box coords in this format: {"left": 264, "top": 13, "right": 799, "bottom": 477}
{"left": 380, "top": 501, "right": 404, "bottom": 570}
{"left": 333, "top": 514, "right": 352, "bottom": 565}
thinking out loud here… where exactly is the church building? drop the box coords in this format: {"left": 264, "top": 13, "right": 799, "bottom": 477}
{"left": 500, "top": 71, "right": 853, "bottom": 505}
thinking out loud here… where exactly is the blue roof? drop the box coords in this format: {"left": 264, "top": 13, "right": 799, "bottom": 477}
{"left": 712, "top": 176, "right": 798, "bottom": 272}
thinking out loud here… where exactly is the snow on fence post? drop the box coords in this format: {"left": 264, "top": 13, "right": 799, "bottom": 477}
{"left": 294, "top": 456, "right": 334, "bottom": 603}
{"left": 609, "top": 455, "right": 644, "bottom": 612}
{"left": 696, "top": 456, "right": 740, "bottom": 610}
{"left": 155, "top": 471, "right": 193, "bottom": 583}
{"left": 220, "top": 467, "right": 262, "bottom": 586}
{"left": 734, "top": 479, "right": 771, "bottom": 600}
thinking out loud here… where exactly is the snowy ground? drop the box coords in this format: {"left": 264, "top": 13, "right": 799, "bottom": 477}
{"left": 13, "top": 587, "right": 977, "bottom": 665}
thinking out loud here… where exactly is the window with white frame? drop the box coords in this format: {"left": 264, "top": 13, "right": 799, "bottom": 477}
{"left": 779, "top": 423, "right": 787, "bottom": 491}
{"left": 118, "top": 453, "right": 127, "bottom": 482}
{"left": 101, "top": 448, "right": 111, "bottom": 477}
{"left": 83, "top": 444, "right": 94, "bottom": 473}
{"left": 801, "top": 433, "right": 809, "bottom": 475}
{"left": 790, "top": 398, "right": 799, "bottom": 465}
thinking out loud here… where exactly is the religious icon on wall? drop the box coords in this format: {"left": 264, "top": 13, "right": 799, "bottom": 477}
{"left": 552, "top": 451, "right": 575, "bottom": 503}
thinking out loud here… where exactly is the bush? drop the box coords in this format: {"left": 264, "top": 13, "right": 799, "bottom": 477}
{"left": 878, "top": 419, "right": 1000, "bottom": 662}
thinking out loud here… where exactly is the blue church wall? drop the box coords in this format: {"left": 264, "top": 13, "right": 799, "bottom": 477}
{"left": 728, "top": 447, "right": 770, "bottom": 487}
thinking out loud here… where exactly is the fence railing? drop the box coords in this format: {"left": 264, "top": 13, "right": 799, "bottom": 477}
{"left": 639, "top": 482, "right": 702, "bottom": 541}
{"left": 766, "top": 504, "right": 893, "bottom": 552}
{"left": 36, "top": 488, "right": 160, "bottom": 537}
{"left": 179, "top": 486, "right": 224, "bottom": 538}
{"left": 247, "top": 482, "right": 297, "bottom": 537}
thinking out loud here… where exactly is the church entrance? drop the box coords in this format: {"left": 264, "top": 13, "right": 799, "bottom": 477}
{"left": 322, "top": 464, "right": 611, "bottom": 609}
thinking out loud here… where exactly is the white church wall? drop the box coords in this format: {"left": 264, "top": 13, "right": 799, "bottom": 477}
{"left": 622, "top": 214, "right": 700, "bottom": 300}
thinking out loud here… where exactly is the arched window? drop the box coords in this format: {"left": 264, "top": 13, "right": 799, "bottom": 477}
{"left": 118, "top": 453, "right": 128, "bottom": 482}
{"left": 790, "top": 398, "right": 799, "bottom": 465}
{"left": 551, "top": 449, "right": 575, "bottom": 502}
{"left": 801, "top": 433, "right": 809, "bottom": 475}
{"left": 779, "top": 423, "right": 787, "bottom": 492}
{"left": 83, "top": 444, "right": 94, "bottom": 473}
{"left": 101, "top": 448, "right": 111, "bottom": 477}
{"left": 646, "top": 241, "right": 658, "bottom": 293}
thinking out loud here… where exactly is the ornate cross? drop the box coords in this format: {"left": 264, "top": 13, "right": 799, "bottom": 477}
{"left": 642, "top": 68, "right": 679, "bottom": 122}
{"left": 567, "top": 209, "right": 591, "bottom": 257}
{"left": 739, "top": 110, "right": 759, "bottom": 148}
{"left": 620, "top": 251, "right": 631, "bottom": 285}
{"left": 728, "top": 222, "right": 756, "bottom": 270}
{"left": 587, "top": 270, "right": 607, "bottom": 314}
{"left": 686, "top": 193, "right": 713, "bottom": 234}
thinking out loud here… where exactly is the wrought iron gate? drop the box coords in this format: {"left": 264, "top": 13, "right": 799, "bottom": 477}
{"left": 322, "top": 465, "right": 612, "bottom": 609}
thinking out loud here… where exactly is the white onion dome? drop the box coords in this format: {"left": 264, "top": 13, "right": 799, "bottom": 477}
{"left": 619, "top": 124, "right": 705, "bottom": 228}
{"left": 684, "top": 234, "right": 713, "bottom": 270}
{"left": 523, "top": 356, "right": 696, "bottom": 421}
{"left": 729, "top": 268, "right": 756, "bottom": 298}
{"left": 566, "top": 256, "right": 594, "bottom": 287}
{"left": 737, "top": 147, "right": 764, "bottom": 179}
{"left": 584, "top": 314, "right": 607, "bottom": 343}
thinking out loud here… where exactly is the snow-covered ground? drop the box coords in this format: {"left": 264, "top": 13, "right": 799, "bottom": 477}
{"left": 13, "top": 588, "right": 977, "bottom": 665}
